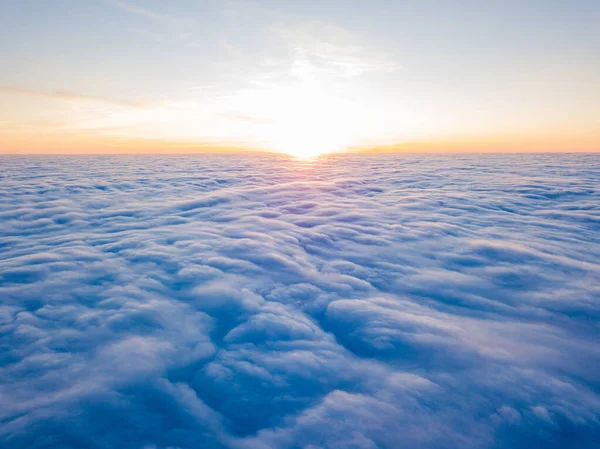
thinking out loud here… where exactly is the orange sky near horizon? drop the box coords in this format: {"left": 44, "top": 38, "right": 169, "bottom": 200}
{"left": 2, "top": 119, "right": 598, "bottom": 155}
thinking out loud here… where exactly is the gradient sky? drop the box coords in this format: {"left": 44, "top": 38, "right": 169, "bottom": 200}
{"left": 1, "top": 0, "right": 599, "bottom": 156}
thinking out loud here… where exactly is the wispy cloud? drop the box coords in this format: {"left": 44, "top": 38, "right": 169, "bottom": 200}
{"left": 0, "top": 86, "right": 148, "bottom": 108}
{"left": 269, "top": 19, "right": 397, "bottom": 80}
{"left": 106, "top": 0, "right": 193, "bottom": 43}
{"left": 107, "top": 0, "right": 168, "bottom": 23}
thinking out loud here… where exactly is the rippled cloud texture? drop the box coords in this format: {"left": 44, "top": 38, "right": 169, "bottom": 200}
{"left": 1, "top": 154, "right": 599, "bottom": 449}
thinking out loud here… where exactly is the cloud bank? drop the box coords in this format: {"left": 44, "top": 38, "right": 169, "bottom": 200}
{"left": 0, "top": 153, "right": 599, "bottom": 448}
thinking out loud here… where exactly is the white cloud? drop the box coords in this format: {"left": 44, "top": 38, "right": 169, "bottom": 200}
{"left": 0, "top": 153, "right": 599, "bottom": 448}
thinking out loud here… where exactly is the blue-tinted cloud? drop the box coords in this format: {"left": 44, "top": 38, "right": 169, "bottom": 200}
{"left": 1, "top": 154, "right": 599, "bottom": 448}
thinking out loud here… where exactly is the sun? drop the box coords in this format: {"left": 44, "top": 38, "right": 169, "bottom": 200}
{"left": 267, "top": 109, "right": 352, "bottom": 160}
{"left": 266, "top": 93, "right": 358, "bottom": 159}
{"left": 226, "top": 80, "right": 359, "bottom": 159}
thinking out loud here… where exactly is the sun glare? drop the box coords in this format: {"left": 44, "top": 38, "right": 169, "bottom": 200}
{"left": 229, "top": 82, "right": 360, "bottom": 159}
{"left": 267, "top": 104, "right": 353, "bottom": 160}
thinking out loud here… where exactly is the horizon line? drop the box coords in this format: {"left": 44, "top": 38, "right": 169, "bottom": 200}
{"left": 1, "top": 149, "right": 598, "bottom": 156}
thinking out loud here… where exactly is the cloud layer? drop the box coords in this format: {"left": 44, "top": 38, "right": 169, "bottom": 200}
{"left": 1, "top": 153, "right": 599, "bottom": 448}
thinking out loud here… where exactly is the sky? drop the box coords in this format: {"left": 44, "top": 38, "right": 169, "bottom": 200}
{"left": 1, "top": 0, "right": 599, "bottom": 156}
